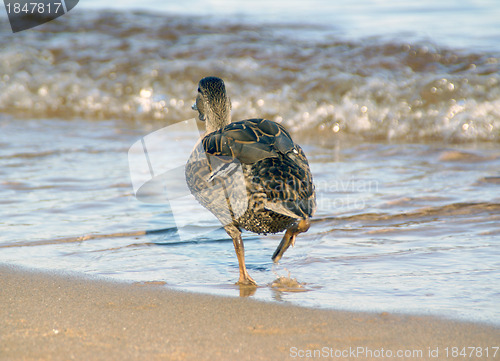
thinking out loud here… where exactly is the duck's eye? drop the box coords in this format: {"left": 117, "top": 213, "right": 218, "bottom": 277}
{"left": 197, "top": 87, "right": 201, "bottom": 93}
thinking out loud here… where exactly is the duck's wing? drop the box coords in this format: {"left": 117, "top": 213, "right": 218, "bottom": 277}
{"left": 201, "top": 118, "right": 296, "bottom": 164}
{"left": 254, "top": 148, "right": 316, "bottom": 219}
{"left": 203, "top": 119, "right": 315, "bottom": 219}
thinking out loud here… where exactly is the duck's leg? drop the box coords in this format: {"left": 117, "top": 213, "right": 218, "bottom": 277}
{"left": 224, "top": 224, "right": 257, "bottom": 286}
{"left": 272, "top": 218, "right": 311, "bottom": 263}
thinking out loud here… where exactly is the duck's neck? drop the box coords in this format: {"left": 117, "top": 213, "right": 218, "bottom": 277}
{"left": 206, "top": 103, "right": 231, "bottom": 133}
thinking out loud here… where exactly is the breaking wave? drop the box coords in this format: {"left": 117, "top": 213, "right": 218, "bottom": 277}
{"left": 1, "top": 10, "right": 499, "bottom": 142}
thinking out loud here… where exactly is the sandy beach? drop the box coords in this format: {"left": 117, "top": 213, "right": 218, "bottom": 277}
{"left": 1, "top": 265, "right": 498, "bottom": 361}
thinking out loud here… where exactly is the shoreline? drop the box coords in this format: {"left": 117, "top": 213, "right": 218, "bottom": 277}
{"left": 1, "top": 264, "right": 499, "bottom": 361}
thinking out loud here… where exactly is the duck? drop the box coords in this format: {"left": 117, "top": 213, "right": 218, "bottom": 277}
{"left": 185, "top": 76, "right": 316, "bottom": 285}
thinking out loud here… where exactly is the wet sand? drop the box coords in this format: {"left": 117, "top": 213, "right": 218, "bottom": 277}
{"left": 1, "top": 265, "right": 499, "bottom": 361}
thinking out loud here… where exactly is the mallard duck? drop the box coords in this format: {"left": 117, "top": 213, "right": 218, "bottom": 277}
{"left": 185, "top": 76, "right": 316, "bottom": 285}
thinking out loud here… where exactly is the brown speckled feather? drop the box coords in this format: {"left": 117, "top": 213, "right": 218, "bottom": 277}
{"left": 186, "top": 118, "right": 316, "bottom": 234}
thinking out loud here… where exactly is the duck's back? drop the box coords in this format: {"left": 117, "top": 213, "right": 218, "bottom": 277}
{"left": 185, "top": 118, "right": 316, "bottom": 233}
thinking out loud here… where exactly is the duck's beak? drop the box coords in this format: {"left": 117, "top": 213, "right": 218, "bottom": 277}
{"left": 192, "top": 102, "right": 197, "bottom": 111}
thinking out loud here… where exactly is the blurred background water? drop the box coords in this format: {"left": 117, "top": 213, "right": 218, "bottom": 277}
{"left": 0, "top": 0, "right": 499, "bottom": 324}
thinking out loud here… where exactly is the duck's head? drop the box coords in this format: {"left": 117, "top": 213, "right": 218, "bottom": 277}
{"left": 192, "top": 76, "right": 232, "bottom": 133}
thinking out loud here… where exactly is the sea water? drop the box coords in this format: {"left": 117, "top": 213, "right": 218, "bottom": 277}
{"left": 0, "top": 2, "right": 499, "bottom": 324}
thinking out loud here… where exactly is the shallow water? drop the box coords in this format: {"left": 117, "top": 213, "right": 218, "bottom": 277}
{"left": 1, "top": 115, "right": 499, "bottom": 324}
{"left": 1, "top": 7, "right": 499, "bottom": 324}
